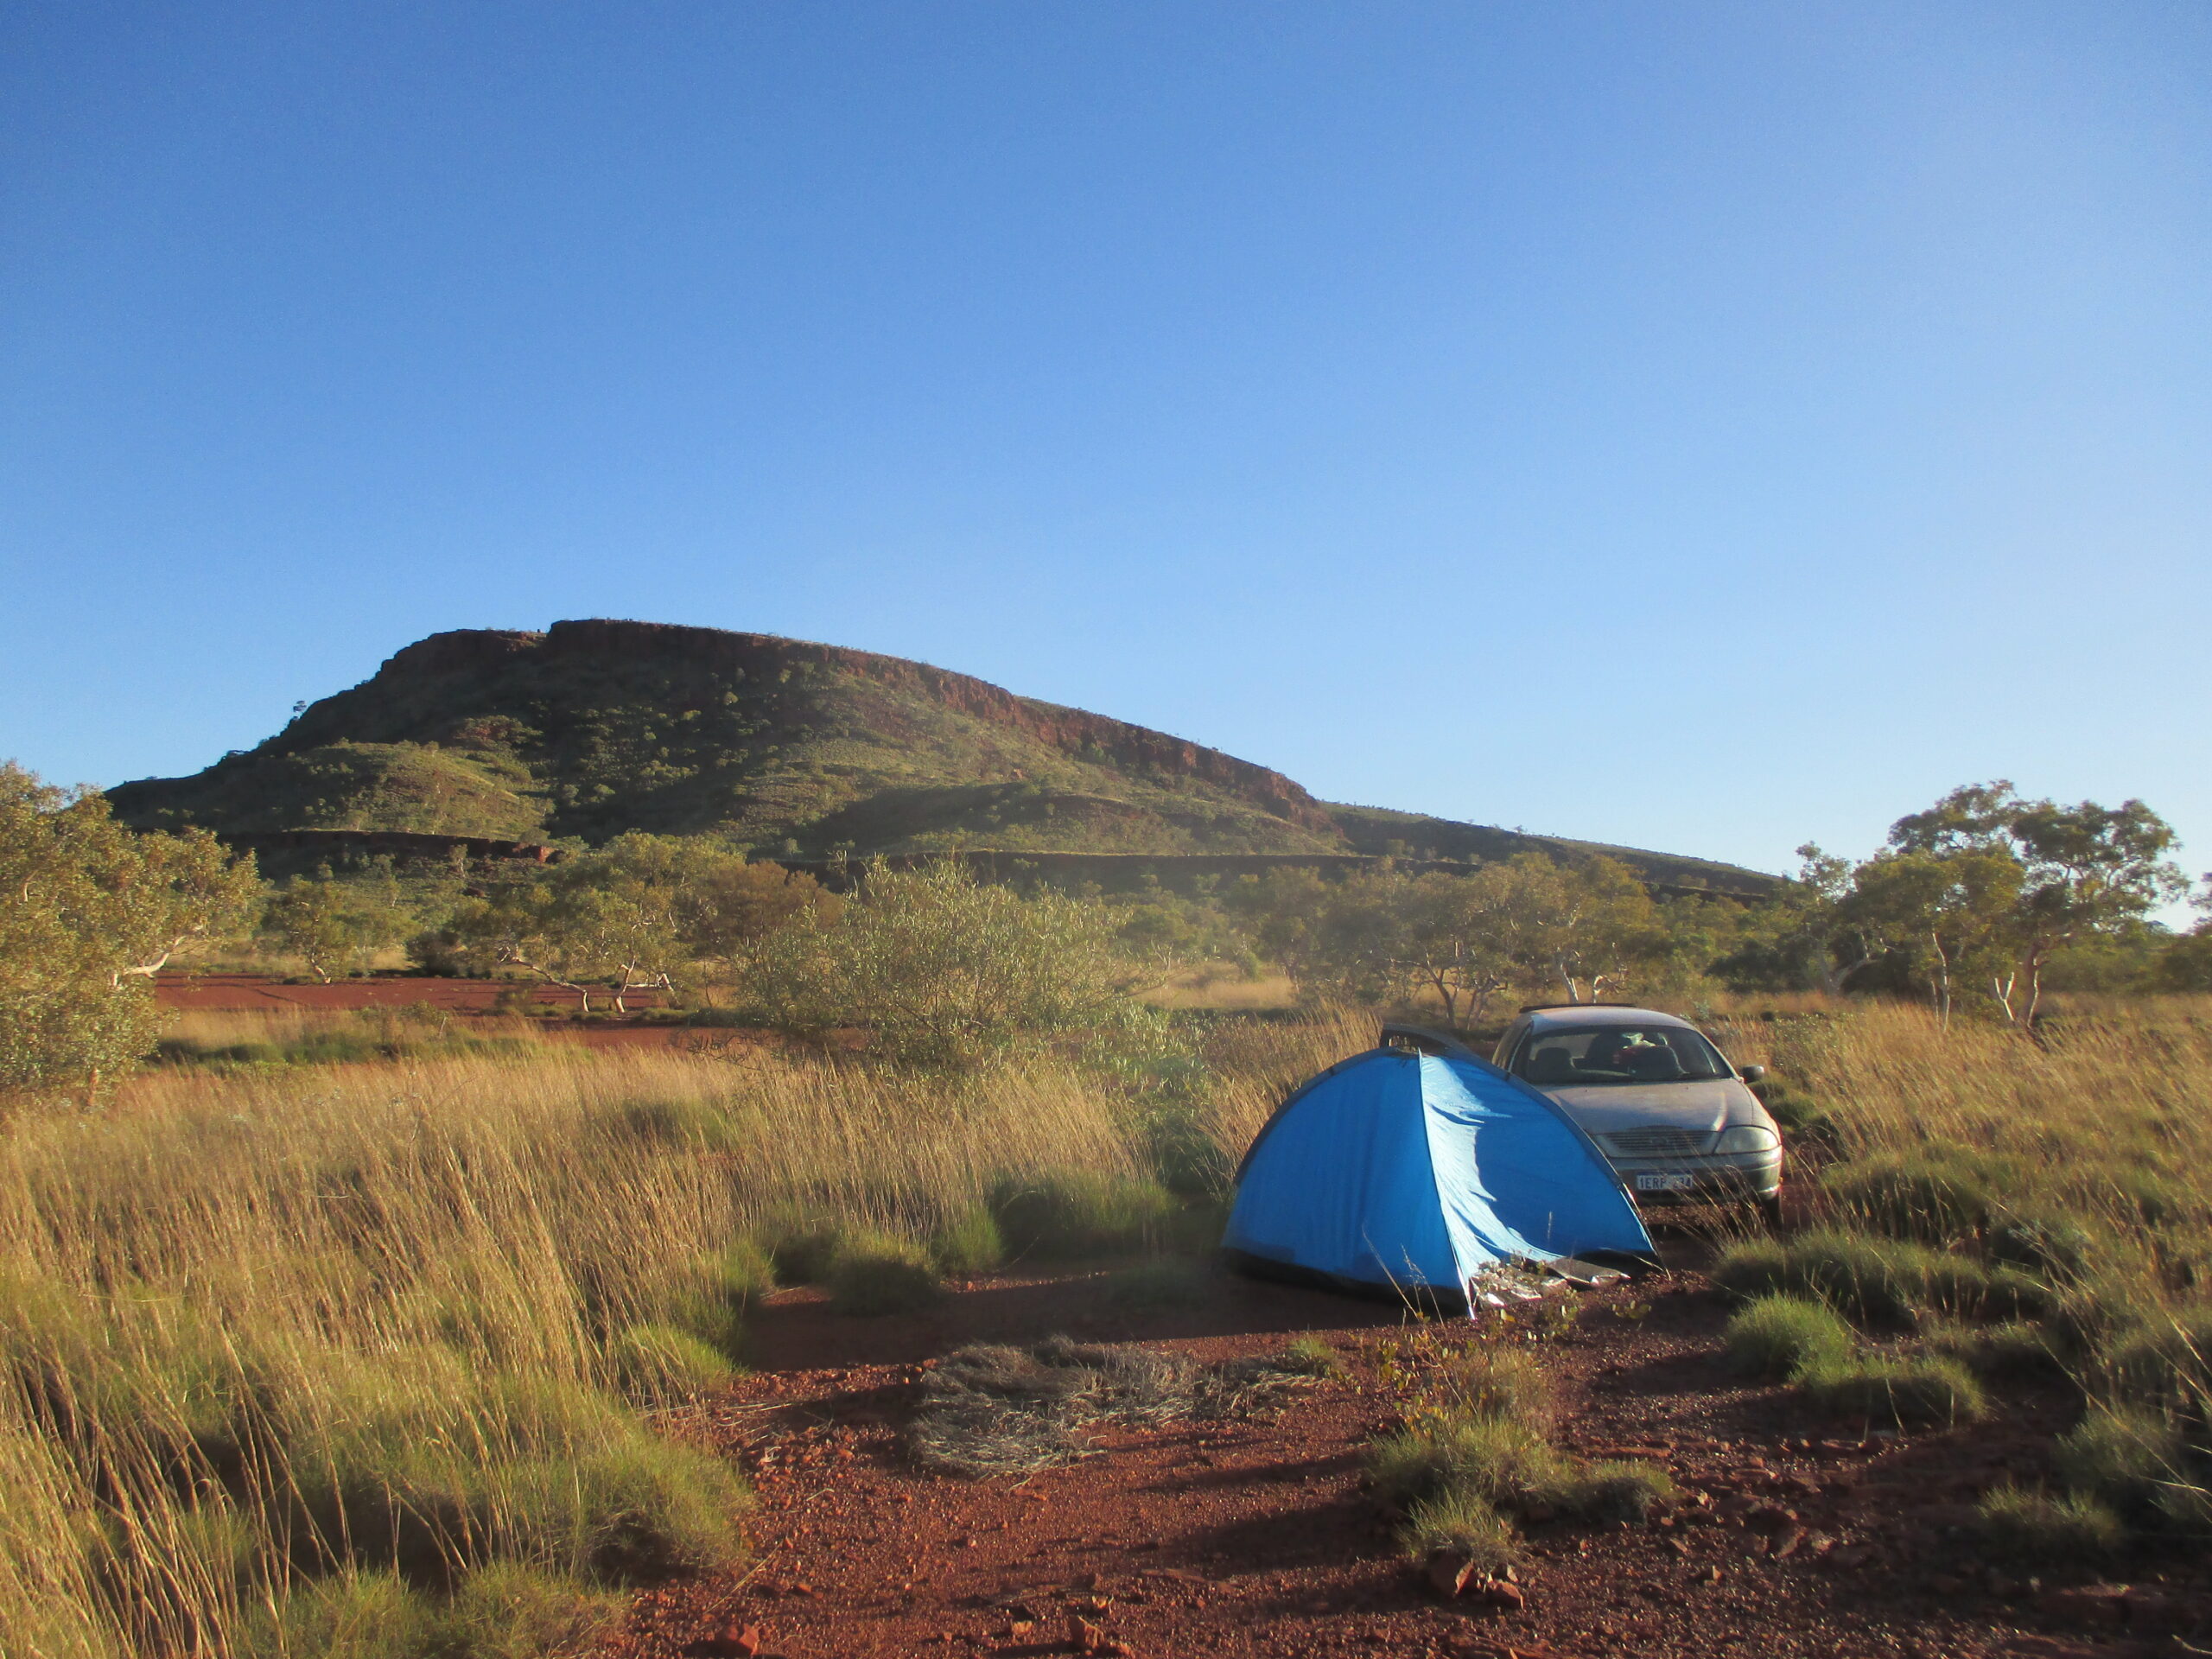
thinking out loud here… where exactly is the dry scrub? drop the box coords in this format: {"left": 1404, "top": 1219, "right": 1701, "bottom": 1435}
{"left": 1709, "top": 998, "right": 2212, "bottom": 1539}
{"left": 0, "top": 1011, "right": 1360, "bottom": 1656}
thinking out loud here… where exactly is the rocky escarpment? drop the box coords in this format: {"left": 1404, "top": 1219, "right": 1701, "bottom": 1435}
{"left": 108, "top": 619, "right": 1776, "bottom": 893}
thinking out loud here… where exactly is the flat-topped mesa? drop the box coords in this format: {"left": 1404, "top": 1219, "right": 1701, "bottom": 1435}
{"left": 338, "top": 620, "right": 1335, "bottom": 833}
{"left": 109, "top": 617, "right": 1777, "bottom": 891}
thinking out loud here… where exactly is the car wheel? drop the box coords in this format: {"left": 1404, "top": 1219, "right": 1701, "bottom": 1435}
{"left": 1755, "top": 1193, "right": 1784, "bottom": 1230}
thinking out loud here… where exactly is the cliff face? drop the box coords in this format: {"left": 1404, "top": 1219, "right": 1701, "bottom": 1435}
{"left": 105, "top": 618, "right": 1776, "bottom": 893}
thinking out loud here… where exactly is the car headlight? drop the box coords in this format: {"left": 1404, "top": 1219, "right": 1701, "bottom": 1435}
{"left": 1714, "top": 1125, "right": 1780, "bottom": 1154}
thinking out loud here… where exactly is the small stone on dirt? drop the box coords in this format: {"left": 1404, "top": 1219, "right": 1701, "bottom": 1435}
{"left": 1427, "top": 1549, "right": 1482, "bottom": 1599}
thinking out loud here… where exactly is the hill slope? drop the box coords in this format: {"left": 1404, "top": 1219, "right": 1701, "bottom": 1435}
{"left": 107, "top": 620, "right": 1774, "bottom": 892}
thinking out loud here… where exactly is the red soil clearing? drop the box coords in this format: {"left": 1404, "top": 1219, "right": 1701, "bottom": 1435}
{"left": 593, "top": 1266, "right": 2205, "bottom": 1659}
{"left": 155, "top": 973, "right": 664, "bottom": 1014}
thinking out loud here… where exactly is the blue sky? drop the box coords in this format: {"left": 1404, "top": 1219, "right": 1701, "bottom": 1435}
{"left": 3, "top": 3, "right": 2207, "bottom": 883}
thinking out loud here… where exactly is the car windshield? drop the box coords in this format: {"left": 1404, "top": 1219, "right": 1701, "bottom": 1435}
{"left": 1513, "top": 1025, "right": 1733, "bottom": 1086}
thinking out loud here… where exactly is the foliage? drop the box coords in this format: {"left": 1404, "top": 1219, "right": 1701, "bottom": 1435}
{"left": 1397, "top": 1486, "right": 1519, "bottom": 1573}
{"left": 1976, "top": 1484, "right": 2125, "bottom": 1562}
{"left": 437, "top": 836, "right": 834, "bottom": 1012}
{"left": 1794, "top": 1353, "right": 1989, "bottom": 1427}
{"left": 988, "top": 1169, "right": 1177, "bottom": 1259}
{"left": 823, "top": 1236, "right": 946, "bottom": 1316}
{"left": 262, "top": 869, "right": 411, "bottom": 982}
{"left": 745, "top": 861, "right": 1140, "bottom": 1066}
{"left": 0, "top": 762, "right": 260, "bottom": 1107}
{"left": 1723, "top": 1295, "right": 1857, "bottom": 1379}
{"left": 1232, "top": 851, "right": 1674, "bottom": 1016}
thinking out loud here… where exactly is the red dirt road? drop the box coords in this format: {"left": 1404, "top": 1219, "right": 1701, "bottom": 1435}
{"left": 594, "top": 1267, "right": 2195, "bottom": 1659}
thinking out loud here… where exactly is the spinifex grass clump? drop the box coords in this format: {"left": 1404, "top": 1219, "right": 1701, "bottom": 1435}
{"left": 988, "top": 1170, "right": 1177, "bottom": 1260}
{"left": 824, "top": 1234, "right": 945, "bottom": 1317}
{"left": 1398, "top": 1486, "right": 1521, "bottom": 1577}
{"left": 1794, "top": 1353, "right": 1989, "bottom": 1428}
{"left": 1711, "top": 1231, "right": 2043, "bottom": 1327}
{"left": 1918, "top": 1319, "right": 2058, "bottom": 1379}
{"left": 1825, "top": 1150, "right": 2012, "bottom": 1246}
{"left": 1366, "top": 1333, "right": 1675, "bottom": 1580}
{"left": 1369, "top": 1415, "right": 1573, "bottom": 1514}
{"left": 1432, "top": 1344, "right": 1556, "bottom": 1429}
{"left": 1976, "top": 1484, "right": 2126, "bottom": 1564}
{"left": 928, "top": 1206, "right": 1006, "bottom": 1277}
{"left": 1724, "top": 1295, "right": 1856, "bottom": 1379}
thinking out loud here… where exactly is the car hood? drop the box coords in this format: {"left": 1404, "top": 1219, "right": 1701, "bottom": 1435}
{"left": 1535, "top": 1079, "right": 1764, "bottom": 1135}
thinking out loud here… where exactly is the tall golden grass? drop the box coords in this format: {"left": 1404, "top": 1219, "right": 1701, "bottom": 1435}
{"left": 7, "top": 994, "right": 2208, "bottom": 1652}
{"left": 0, "top": 1009, "right": 1363, "bottom": 1656}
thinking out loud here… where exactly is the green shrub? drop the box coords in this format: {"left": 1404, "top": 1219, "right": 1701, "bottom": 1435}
{"left": 1796, "top": 1354, "right": 1988, "bottom": 1427}
{"left": 1751, "top": 1077, "right": 1829, "bottom": 1135}
{"left": 1919, "top": 1319, "right": 2058, "bottom": 1379}
{"left": 1724, "top": 1295, "right": 1856, "bottom": 1380}
{"left": 823, "top": 1237, "right": 944, "bottom": 1317}
{"left": 1976, "top": 1484, "right": 2124, "bottom": 1563}
{"left": 493, "top": 1437, "right": 751, "bottom": 1581}
{"left": 1712, "top": 1230, "right": 2013, "bottom": 1326}
{"left": 606, "top": 1096, "right": 736, "bottom": 1151}
{"left": 2056, "top": 1407, "right": 2183, "bottom": 1516}
{"left": 1366, "top": 1417, "right": 1573, "bottom": 1516}
{"left": 928, "top": 1206, "right": 1006, "bottom": 1277}
{"left": 1560, "top": 1459, "right": 1677, "bottom": 1522}
{"left": 1987, "top": 1212, "right": 2097, "bottom": 1279}
{"left": 1397, "top": 1486, "right": 1519, "bottom": 1573}
{"left": 241, "top": 1570, "right": 436, "bottom": 1659}
{"left": 283, "top": 1357, "right": 751, "bottom": 1586}
{"left": 1709, "top": 1240, "right": 1793, "bottom": 1302}
{"left": 764, "top": 1220, "right": 851, "bottom": 1287}
{"left": 609, "top": 1323, "right": 736, "bottom": 1404}
{"left": 2100, "top": 1309, "right": 2212, "bottom": 1414}
{"left": 1276, "top": 1335, "right": 1339, "bottom": 1377}
{"left": 649, "top": 1243, "right": 773, "bottom": 1363}
{"left": 1433, "top": 1344, "right": 1555, "bottom": 1428}
{"left": 988, "top": 1171, "right": 1174, "bottom": 1259}
{"left": 433, "top": 1563, "right": 623, "bottom": 1659}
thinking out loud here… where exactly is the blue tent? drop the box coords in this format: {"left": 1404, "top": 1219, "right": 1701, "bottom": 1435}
{"left": 1222, "top": 1046, "right": 1655, "bottom": 1304}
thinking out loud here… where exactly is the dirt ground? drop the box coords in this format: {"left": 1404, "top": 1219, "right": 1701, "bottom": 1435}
{"left": 153, "top": 972, "right": 669, "bottom": 1014}
{"left": 588, "top": 1255, "right": 2208, "bottom": 1659}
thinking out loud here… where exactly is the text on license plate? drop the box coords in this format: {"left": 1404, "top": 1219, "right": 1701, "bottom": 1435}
{"left": 1636, "top": 1173, "right": 1695, "bottom": 1192}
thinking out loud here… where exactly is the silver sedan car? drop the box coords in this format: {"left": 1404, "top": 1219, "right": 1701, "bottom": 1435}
{"left": 1493, "top": 1005, "right": 1783, "bottom": 1223}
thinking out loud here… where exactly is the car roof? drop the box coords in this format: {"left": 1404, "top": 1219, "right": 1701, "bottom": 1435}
{"left": 1518, "top": 1005, "right": 1695, "bottom": 1033}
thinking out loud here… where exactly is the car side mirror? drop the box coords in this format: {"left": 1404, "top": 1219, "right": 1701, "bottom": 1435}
{"left": 1738, "top": 1065, "right": 1766, "bottom": 1084}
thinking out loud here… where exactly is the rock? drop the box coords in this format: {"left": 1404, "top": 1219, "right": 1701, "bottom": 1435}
{"left": 2036, "top": 1585, "right": 2133, "bottom": 1627}
{"left": 1770, "top": 1525, "right": 1808, "bottom": 1559}
{"left": 1427, "top": 1550, "right": 1481, "bottom": 1599}
{"left": 1478, "top": 1581, "right": 1527, "bottom": 1611}
{"left": 1071, "top": 1615, "right": 1109, "bottom": 1652}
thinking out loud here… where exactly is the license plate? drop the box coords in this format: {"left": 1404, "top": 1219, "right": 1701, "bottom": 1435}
{"left": 1636, "top": 1173, "right": 1695, "bottom": 1192}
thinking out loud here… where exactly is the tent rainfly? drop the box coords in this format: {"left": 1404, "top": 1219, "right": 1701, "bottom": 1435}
{"left": 1222, "top": 1045, "right": 1655, "bottom": 1306}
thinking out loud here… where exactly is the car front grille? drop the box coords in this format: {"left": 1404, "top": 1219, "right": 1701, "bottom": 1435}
{"left": 1605, "top": 1127, "right": 1713, "bottom": 1158}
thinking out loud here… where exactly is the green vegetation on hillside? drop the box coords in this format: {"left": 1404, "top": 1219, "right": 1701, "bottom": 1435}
{"left": 104, "top": 620, "right": 1774, "bottom": 889}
